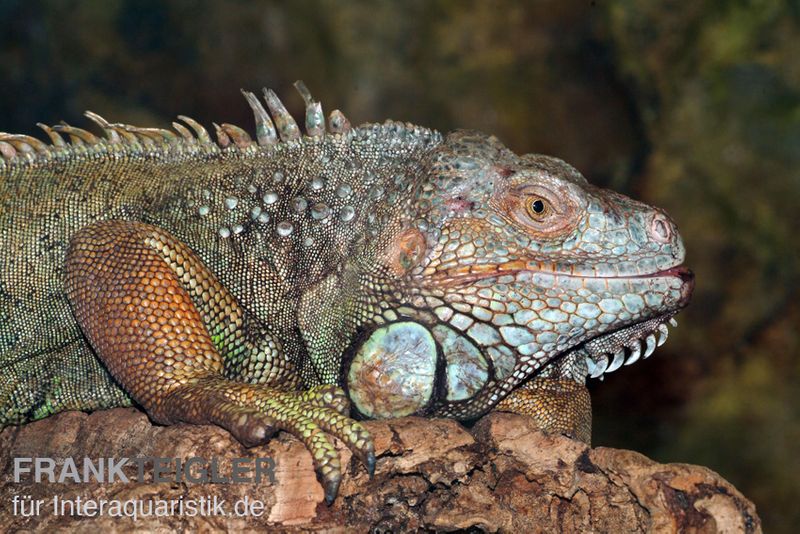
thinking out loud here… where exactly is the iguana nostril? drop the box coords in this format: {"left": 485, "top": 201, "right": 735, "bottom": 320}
{"left": 649, "top": 214, "right": 673, "bottom": 243}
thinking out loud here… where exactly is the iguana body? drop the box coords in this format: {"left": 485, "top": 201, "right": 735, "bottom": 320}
{"left": 0, "top": 82, "right": 693, "bottom": 502}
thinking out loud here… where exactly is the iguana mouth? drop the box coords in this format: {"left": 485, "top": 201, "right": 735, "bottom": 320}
{"left": 430, "top": 261, "right": 694, "bottom": 380}
{"left": 431, "top": 260, "right": 693, "bottom": 287}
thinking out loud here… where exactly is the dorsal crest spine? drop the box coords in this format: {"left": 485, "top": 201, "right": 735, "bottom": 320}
{"left": 0, "top": 81, "right": 353, "bottom": 167}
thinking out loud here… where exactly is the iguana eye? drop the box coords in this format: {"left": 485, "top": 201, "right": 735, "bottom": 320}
{"left": 526, "top": 197, "right": 550, "bottom": 219}
{"left": 493, "top": 184, "right": 579, "bottom": 238}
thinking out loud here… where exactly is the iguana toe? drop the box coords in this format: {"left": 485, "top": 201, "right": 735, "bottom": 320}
{"left": 299, "top": 384, "right": 353, "bottom": 416}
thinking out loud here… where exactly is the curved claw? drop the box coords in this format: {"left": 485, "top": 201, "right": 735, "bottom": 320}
{"left": 294, "top": 423, "right": 342, "bottom": 505}
{"left": 366, "top": 451, "right": 376, "bottom": 478}
{"left": 245, "top": 387, "right": 374, "bottom": 503}
{"left": 286, "top": 390, "right": 374, "bottom": 478}
{"left": 324, "top": 475, "right": 340, "bottom": 505}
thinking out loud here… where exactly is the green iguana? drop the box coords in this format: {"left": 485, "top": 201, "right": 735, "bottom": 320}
{"left": 0, "top": 82, "right": 693, "bottom": 502}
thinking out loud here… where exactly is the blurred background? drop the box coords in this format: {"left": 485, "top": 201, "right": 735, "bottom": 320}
{"left": 1, "top": 0, "right": 797, "bottom": 530}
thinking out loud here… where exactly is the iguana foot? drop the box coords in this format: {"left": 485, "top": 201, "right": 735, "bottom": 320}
{"left": 496, "top": 377, "right": 592, "bottom": 444}
{"left": 161, "top": 379, "right": 374, "bottom": 503}
{"left": 64, "top": 220, "right": 373, "bottom": 503}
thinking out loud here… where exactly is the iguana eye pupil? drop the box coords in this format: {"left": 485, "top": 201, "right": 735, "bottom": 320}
{"left": 527, "top": 197, "right": 548, "bottom": 218}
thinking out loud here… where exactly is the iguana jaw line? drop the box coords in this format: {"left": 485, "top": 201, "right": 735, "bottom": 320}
{"left": 429, "top": 261, "right": 693, "bottom": 286}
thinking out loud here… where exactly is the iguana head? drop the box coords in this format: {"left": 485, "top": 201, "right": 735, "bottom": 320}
{"left": 346, "top": 130, "right": 693, "bottom": 419}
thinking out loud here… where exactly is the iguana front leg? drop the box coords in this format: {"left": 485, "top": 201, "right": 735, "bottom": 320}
{"left": 64, "top": 220, "right": 374, "bottom": 503}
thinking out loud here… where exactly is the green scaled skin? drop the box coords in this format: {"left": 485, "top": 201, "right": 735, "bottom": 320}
{"left": 0, "top": 81, "right": 693, "bottom": 503}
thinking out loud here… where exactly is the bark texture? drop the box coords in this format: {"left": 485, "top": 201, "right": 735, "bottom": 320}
{"left": 0, "top": 408, "right": 760, "bottom": 532}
